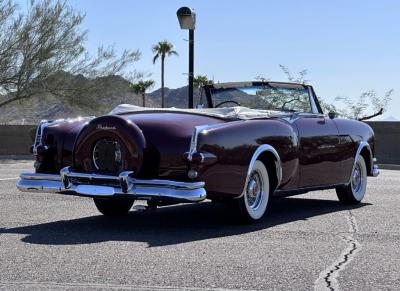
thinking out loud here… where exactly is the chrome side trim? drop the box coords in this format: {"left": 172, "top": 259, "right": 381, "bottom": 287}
{"left": 349, "top": 141, "right": 378, "bottom": 181}
{"left": 17, "top": 167, "right": 206, "bottom": 202}
{"left": 187, "top": 121, "right": 242, "bottom": 161}
{"left": 274, "top": 183, "right": 345, "bottom": 196}
{"left": 239, "top": 144, "right": 282, "bottom": 198}
{"left": 188, "top": 125, "right": 210, "bottom": 161}
{"left": 288, "top": 112, "right": 325, "bottom": 124}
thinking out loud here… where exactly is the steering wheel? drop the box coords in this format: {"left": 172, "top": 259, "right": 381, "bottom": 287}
{"left": 214, "top": 100, "right": 241, "bottom": 108}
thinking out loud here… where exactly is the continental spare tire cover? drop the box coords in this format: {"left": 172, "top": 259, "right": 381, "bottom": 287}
{"left": 73, "top": 115, "right": 146, "bottom": 174}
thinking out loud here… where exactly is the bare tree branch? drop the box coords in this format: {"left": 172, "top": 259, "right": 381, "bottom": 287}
{"left": 358, "top": 108, "right": 383, "bottom": 121}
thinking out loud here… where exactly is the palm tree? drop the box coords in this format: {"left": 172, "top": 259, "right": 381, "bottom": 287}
{"left": 193, "top": 75, "right": 212, "bottom": 106}
{"left": 193, "top": 75, "right": 210, "bottom": 89}
{"left": 152, "top": 41, "right": 178, "bottom": 108}
{"left": 129, "top": 79, "right": 155, "bottom": 107}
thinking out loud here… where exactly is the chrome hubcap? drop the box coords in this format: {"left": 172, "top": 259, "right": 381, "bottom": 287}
{"left": 246, "top": 171, "right": 263, "bottom": 209}
{"left": 351, "top": 163, "right": 362, "bottom": 193}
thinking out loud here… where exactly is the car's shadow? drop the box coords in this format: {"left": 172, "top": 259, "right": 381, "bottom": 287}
{"left": 0, "top": 197, "right": 370, "bottom": 247}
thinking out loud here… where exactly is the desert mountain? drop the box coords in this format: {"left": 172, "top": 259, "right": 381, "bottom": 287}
{"left": 0, "top": 73, "right": 198, "bottom": 124}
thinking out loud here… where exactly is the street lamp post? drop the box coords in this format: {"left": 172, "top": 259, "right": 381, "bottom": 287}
{"left": 177, "top": 7, "right": 196, "bottom": 109}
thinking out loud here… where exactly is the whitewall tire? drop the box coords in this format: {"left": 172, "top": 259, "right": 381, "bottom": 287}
{"left": 234, "top": 160, "right": 270, "bottom": 222}
{"left": 336, "top": 155, "right": 367, "bottom": 204}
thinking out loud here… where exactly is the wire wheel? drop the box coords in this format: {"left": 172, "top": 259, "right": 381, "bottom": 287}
{"left": 240, "top": 160, "right": 270, "bottom": 221}
{"left": 336, "top": 155, "right": 367, "bottom": 204}
{"left": 351, "top": 159, "right": 366, "bottom": 201}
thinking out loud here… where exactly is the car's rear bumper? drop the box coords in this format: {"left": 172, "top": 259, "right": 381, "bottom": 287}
{"left": 16, "top": 167, "right": 206, "bottom": 203}
{"left": 372, "top": 158, "right": 380, "bottom": 177}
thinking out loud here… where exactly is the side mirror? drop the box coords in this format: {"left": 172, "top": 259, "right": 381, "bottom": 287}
{"left": 328, "top": 111, "right": 336, "bottom": 119}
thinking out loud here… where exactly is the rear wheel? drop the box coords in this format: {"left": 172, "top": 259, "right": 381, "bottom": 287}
{"left": 93, "top": 198, "right": 134, "bottom": 216}
{"left": 336, "top": 155, "right": 367, "bottom": 204}
{"left": 232, "top": 160, "right": 270, "bottom": 223}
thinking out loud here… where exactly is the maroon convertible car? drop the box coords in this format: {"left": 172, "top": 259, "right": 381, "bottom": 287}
{"left": 17, "top": 81, "right": 379, "bottom": 222}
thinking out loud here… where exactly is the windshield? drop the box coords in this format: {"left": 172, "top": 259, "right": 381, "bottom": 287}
{"left": 209, "top": 84, "right": 312, "bottom": 113}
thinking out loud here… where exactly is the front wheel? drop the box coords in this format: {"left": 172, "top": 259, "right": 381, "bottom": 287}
{"left": 93, "top": 198, "right": 134, "bottom": 216}
{"left": 336, "top": 155, "right": 367, "bottom": 204}
{"left": 232, "top": 160, "right": 270, "bottom": 223}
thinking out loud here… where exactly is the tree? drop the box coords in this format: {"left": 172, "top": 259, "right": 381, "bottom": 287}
{"left": 152, "top": 40, "right": 178, "bottom": 108}
{"left": 193, "top": 74, "right": 212, "bottom": 107}
{"left": 255, "top": 75, "right": 269, "bottom": 82}
{"left": 256, "top": 65, "right": 393, "bottom": 121}
{"left": 334, "top": 90, "right": 393, "bottom": 121}
{"left": 129, "top": 79, "right": 155, "bottom": 107}
{"left": 193, "top": 74, "right": 210, "bottom": 89}
{"left": 0, "top": 0, "right": 141, "bottom": 108}
{"left": 279, "top": 65, "right": 309, "bottom": 84}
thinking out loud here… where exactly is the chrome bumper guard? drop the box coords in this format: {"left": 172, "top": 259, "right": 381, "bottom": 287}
{"left": 17, "top": 167, "right": 206, "bottom": 202}
{"left": 372, "top": 158, "right": 380, "bottom": 177}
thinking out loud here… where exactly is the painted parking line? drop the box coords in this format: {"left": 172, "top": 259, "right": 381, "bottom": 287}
{"left": 0, "top": 177, "right": 18, "bottom": 181}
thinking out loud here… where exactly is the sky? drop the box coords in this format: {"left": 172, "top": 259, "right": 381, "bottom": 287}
{"left": 19, "top": 0, "right": 400, "bottom": 118}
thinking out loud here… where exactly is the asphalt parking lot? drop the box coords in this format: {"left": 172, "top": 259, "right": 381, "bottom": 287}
{"left": 0, "top": 160, "right": 399, "bottom": 291}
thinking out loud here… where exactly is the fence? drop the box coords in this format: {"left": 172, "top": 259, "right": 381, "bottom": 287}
{"left": 0, "top": 125, "right": 36, "bottom": 155}
{"left": 365, "top": 121, "right": 400, "bottom": 165}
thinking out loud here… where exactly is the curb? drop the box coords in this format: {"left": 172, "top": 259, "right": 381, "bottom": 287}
{"left": 378, "top": 164, "right": 400, "bottom": 170}
{"left": 0, "top": 155, "right": 34, "bottom": 161}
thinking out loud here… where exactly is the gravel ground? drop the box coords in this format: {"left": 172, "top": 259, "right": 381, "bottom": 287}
{"left": 0, "top": 160, "right": 399, "bottom": 290}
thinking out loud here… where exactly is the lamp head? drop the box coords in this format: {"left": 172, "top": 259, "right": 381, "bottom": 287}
{"left": 177, "top": 7, "right": 196, "bottom": 30}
